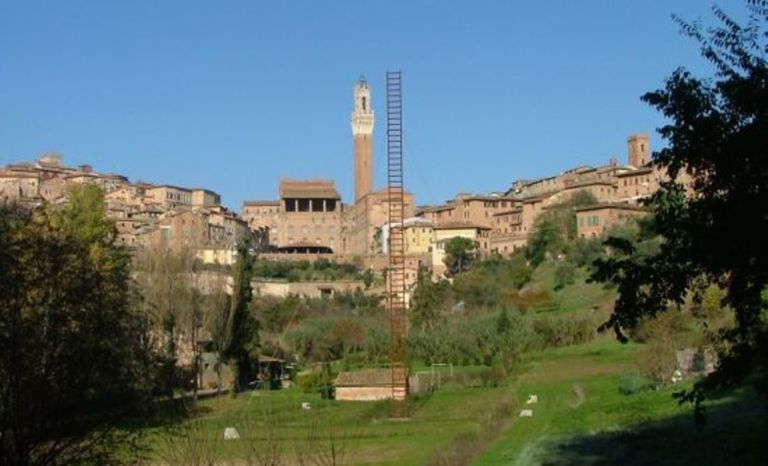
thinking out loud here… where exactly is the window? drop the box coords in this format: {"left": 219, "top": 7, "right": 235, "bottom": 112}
{"left": 362, "top": 96, "right": 366, "bottom": 111}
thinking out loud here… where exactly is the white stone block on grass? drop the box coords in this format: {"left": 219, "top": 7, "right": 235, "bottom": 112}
{"left": 301, "top": 402, "right": 311, "bottom": 410}
{"left": 519, "top": 409, "right": 533, "bottom": 417}
{"left": 526, "top": 394, "right": 538, "bottom": 404}
{"left": 223, "top": 427, "right": 240, "bottom": 440}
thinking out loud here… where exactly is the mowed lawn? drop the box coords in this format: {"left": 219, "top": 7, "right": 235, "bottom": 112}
{"left": 140, "top": 367, "right": 510, "bottom": 465}
{"left": 474, "top": 338, "right": 767, "bottom": 466}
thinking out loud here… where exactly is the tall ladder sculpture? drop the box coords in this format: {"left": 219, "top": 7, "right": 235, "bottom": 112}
{"left": 386, "top": 70, "right": 408, "bottom": 418}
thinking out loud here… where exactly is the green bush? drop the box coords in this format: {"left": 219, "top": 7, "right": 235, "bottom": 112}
{"left": 618, "top": 373, "right": 653, "bottom": 395}
{"left": 553, "top": 262, "right": 576, "bottom": 290}
{"left": 296, "top": 369, "right": 336, "bottom": 394}
{"left": 532, "top": 315, "right": 596, "bottom": 348}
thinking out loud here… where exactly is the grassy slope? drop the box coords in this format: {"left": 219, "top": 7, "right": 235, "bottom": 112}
{"left": 528, "top": 262, "right": 616, "bottom": 316}
{"left": 142, "top": 369, "right": 509, "bottom": 465}
{"left": 474, "top": 338, "right": 767, "bottom": 466}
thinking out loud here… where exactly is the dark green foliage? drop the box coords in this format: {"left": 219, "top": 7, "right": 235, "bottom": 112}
{"left": 257, "top": 295, "right": 304, "bottom": 333}
{"left": 593, "top": 2, "right": 768, "bottom": 409}
{"left": 526, "top": 216, "right": 562, "bottom": 267}
{"left": 362, "top": 268, "right": 375, "bottom": 289}
{"left": 443, "top": 236, "right": 476, "bottom": 276}
{"left": 452, "top": 255, "right": 532, "bottom": 308}
{"left": 553, "top": 262, "right": 576, "bottom": 290}
{"left": 296, "top": 368, "right": 336, "bottom": 394}
{"left": 532, "top": 315, "right": 597, "bottom": 348}
{"left": 618, "top": 373, "right": 654, "bottom": 395}
{"left": 222, "top": 244, "right": 259, "bottom": 393}
{"left": 526, "top": 190, "right": 598, "bottom": 266}
{"left": 569, "top": 237, "right": 603, "bottom": 268}
{"left": 0, "top": 202, "right": 155, "bottom": 465}
{"left": 410, "top": 267, "right": 451, "bottom": 332}
{"left": 409, "top": 309, "right": 535, "bottom": 368}
{"left": 252, "top": 259, "right": 362, "bottom": 282}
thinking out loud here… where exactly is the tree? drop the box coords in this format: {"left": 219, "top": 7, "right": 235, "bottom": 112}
{"left": 444, "top": 236, "right": 476, "bottom": 276}
{"left": 592, "top": 1, "right": 768, "bottom": 411}
{"left": 526, "top": 190, "right": 597, "bottom": 266}
{"left": 51, "top": 184, "right": 115, "bottom": 245}
{"left": 553, "top": 262, "right": 576, "bottom": 290}
{"left": 409, "top": 267, "right": 449, "bottom": 331}
{"left": 0, "top": 201, "right": 155, "bottom": 465}
{"left": 221, "top": 243, "right": 259, "bottom": 393}
{"left": 134, "top": 247, "right": 196, "bottom": 395}
{"left": 362, "top": 268, "right": 375, "bottom": 289}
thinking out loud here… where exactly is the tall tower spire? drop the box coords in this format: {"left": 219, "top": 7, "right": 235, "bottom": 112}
{"left": 351, "top": 76, "right": 374, "bottom": 202}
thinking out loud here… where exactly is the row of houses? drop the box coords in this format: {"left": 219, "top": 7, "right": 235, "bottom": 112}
{"left": 370, "top": 133, "right": 692, "bottom": 278}
{"left": 0, "top": 153, "right": 257, "bottom": 257}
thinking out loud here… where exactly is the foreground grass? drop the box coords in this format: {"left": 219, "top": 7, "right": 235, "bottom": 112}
{"left": 474, "top": 338, "right": 767, "bottom": 466}
{"left": 139, "top": 368, "right": 510, "bottom": 465}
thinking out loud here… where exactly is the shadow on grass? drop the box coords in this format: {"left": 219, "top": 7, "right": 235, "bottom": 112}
{"left": 118, "top": 395, "right": 216, "bottom": 431}
{"left": 537, "top": 395, "right": 767, "bottom": 466}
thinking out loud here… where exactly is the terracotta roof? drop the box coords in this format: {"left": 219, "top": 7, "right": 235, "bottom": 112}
{"left": 564, "top": 179, "right": 617, "bottom": 189}
{"left": 493, "top": 207, "right": 523, "bottom": 216}
{"left": 433, "top": 222, "right": 492, "bottom": 230}
{"left": 335, "top": 369, "right": 395, "bottom": 387}
{"left": 575, "top": 203, "right": 647, "bottom": 213}
{"left": 456, "top": 194, "right": 515, "bottom": 202}
{"left": 521, "top": 194, "right": 549, "bottom": 203}
{"left": 147, "top": 184, "right": 192, "bottom": 192}
{"left": 422, "top": 204, "right": 456, "bottom": 213}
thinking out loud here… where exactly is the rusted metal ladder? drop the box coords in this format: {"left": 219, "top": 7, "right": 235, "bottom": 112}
{"left": 386, "top": 70, "right": 408, "bottom": 417}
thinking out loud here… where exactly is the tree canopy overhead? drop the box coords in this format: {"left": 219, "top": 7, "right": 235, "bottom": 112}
{"left": 593, "top": 1, "right": 768, "bottom": 409}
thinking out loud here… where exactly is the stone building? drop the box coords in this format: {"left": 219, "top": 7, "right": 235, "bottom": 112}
{"left": 241, "top": 200, "right": 280, "bottom": 245}
{"left": 379, "top": 217, "right": 434, "bottom": 255}
{"left": 334, "top": 368, "right": 395, "bottom": 401}
{"left": 145, "top": 185, "right": 193, "bottom": 210}
{"left": 575, "top": 203, "right": 647, "bottom": 238}
{"left": 240, "top": 77, "right": 414, "bottom": 257}
{"left": 489, "top": 207, "right": 527, "bottom": 255}
{"left": 431, "top": 222, "right": 492, "bottom": 278}
{"left": 418, "top": 132, "right": 694, "bottom": 258}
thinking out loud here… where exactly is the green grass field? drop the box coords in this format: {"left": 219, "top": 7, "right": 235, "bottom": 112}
{"left": 140, "top": 366, "right": 511, "bottom": 465}
{"left": 474, "top": 338, "right": 766, "bottom": 466}
{"left": 139, "top": 332, "right": 765, "bottom": 465}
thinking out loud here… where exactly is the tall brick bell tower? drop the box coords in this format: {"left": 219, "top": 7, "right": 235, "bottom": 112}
{"left": 351, "top": 76, "right": 374, "bottom": 202}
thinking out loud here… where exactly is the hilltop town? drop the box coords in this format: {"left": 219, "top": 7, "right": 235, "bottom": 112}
{"left": 0, "top": 77, "right": 690, "bottom": 283}
{"left": 3, "top": 1, "right": 767, "bottom": 463}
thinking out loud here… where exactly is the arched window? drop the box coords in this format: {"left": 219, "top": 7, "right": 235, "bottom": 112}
{"left": 362, "top": 97, "right": 367, "bottom": 111}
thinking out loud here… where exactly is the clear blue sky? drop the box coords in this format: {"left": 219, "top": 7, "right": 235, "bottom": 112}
{"left": 0, "top": 1, "right": 747, "bottom": 209}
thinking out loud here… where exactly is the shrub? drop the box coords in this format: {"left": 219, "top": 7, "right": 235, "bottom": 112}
{"left": 618, "top": 373, "right": 653, "bottom": 395}
{"left": 296, "top": 369, "right": 336, "bottom": 394}
{"left": 505, "top": 289, "right": 554, "bottom": 314}
{"left": 634, "top": 310, "right": 683, "bottom": 386}
{"left": 553, "top": 262, "right": 576, "bottom": 290}
{"left": 532, "top": 315, "right": 597, "bottom": 348}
